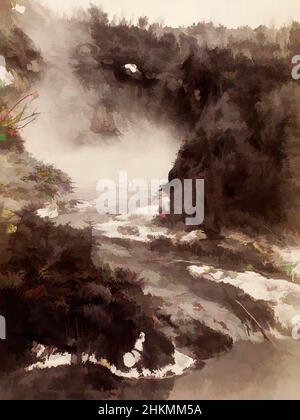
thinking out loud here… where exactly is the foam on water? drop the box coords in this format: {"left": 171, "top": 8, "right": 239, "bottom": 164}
{"left": 189, "top": 265, "right": 300, "bottom": 333}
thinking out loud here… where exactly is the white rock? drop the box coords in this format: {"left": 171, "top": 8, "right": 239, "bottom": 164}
{"left": 124, "top": 63, "right": 138, "bottom": 73}
{"left": 37, "top": 205, "right": 59, "bottom": 219}
{"left": 13, "top": 4, "right": 26, "bottom": 14}
{"left": 123, "top": 352, "right": 137, "bottom": 368}
{"left": 26, "top": 352, "right": 71, "bottom": 371}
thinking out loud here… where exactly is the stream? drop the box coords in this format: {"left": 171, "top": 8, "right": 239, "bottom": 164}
{"left": 19, "top": 13, "right": 300, "bottom": 399}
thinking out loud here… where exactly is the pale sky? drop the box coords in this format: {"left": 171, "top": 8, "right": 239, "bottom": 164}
{"left": 39, "top": 0, "right": 300, "bottom": 28}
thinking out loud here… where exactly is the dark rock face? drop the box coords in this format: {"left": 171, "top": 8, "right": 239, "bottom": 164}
{"left": 0, "top": 27, "right": 43, "bottom": 82}
{"left": 168, "top": 52, "right": 299, "bottom": 235}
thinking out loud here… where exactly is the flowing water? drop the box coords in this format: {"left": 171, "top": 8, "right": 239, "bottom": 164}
{"left": 19, "top": 13, "right": 300, "bottom": 399}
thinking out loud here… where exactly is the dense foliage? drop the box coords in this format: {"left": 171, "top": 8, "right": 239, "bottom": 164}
{"left": 72, "top": 8, "right": 300, "bottom": 236}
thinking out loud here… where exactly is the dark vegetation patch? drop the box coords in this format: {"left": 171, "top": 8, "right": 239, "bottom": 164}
{"left": 0, "top": 363, "right": 174, "bottom": 400}
{"left": 0, "top": 211, "right": 175, "bottom": 374}
{"left": 72, "top": 8, "right": 300, "bottom": 237}
{"left": 175, "top": 321, "right": 233, "bottom": 366}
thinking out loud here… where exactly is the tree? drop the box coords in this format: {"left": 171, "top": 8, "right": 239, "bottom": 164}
{"left": 0, "top": 211, "right": 174, "bottom": 373}
{"left": 138, "top": 16, "right": 148, "bottom": 30}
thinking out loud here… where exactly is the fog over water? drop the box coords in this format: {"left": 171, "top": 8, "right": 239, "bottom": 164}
{"left": 22, "top": 11, "right": 180, "bottom": 193}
